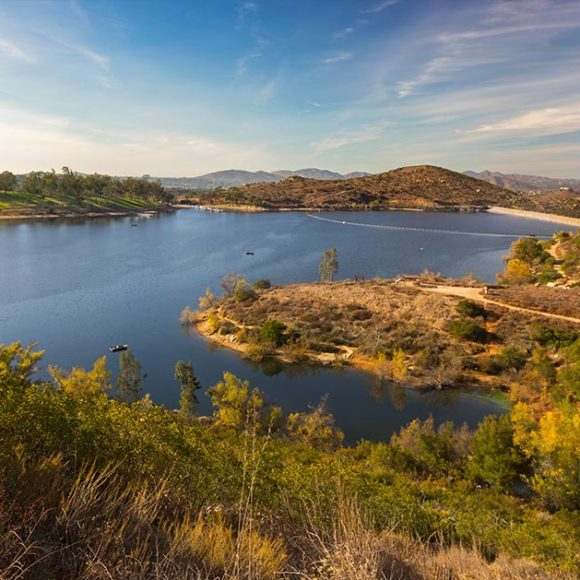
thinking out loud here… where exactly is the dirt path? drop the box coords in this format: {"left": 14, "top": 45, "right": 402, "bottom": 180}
{"left": 422, "top": 285, "right": 580, "bottom": 324}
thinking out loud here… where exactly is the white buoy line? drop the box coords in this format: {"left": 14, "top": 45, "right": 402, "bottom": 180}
{"left": 305, "top": 213, "right": 551, "bottom": 239}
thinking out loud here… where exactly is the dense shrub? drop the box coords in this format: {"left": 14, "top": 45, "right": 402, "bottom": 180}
{"left": 253, "top": 278, "right": 272, "bottom": 290}
{"left": 449, "top": 318, "right": 488, "bottom": 343}
{"left": 234, "top": 281, "right": 257, "bottom": 303}
{"left": 456, "top": 299, "right": 486, "bottom": 318}
{"left": 530, "top": 325, "right": 577, "bottom": 348}
{"left": 260, "top": 320, "right": 287, "bottom": 347}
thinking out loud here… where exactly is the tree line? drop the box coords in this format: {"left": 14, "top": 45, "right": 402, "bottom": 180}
{"left": 0, "top": 167, "right": 172, "bottom": 203}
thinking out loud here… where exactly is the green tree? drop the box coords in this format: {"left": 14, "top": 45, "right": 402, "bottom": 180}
{"left": 510, "top": 237, "right": 549, "bottom": 265}
{"left": 234, "top": 280, "right": 256, "bottom": 302}
{"left": 467, "top": 414, "right": 526, "bottom": 489}
{"left": 116, "top": 349, "right": 144, "bottom": 403}
{"left": 0, "top": 170, "right": 17, "bottom": 191}
{"left": 174, "top": 360, "right": 201, "bottom": 417}
{"left": 319, "top": 248, "right": 339, "bottom": 282}
{"left": 260, "top": 320, "right": 287, "bottom": 347}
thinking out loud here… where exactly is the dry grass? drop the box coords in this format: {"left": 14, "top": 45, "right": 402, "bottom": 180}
{"left": 1, "top": 452, "right": 570, "bottom": 579}
{"left": 489, "top": 286, "right": 580, "bottom": 318}
{"left": 290, "top": 495, "right": 564, "bottom": 580}
{"left": 207, "top": 279, "right": 572, "bottom": 388}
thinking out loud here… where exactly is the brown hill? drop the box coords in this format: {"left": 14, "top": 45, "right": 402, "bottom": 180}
{"left": 201, "top": 165, "right": 580, "bottom": 216}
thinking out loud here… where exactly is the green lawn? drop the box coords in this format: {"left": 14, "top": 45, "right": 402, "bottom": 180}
{"left": 0, "top": 190, "right": 159, "bottom": 214}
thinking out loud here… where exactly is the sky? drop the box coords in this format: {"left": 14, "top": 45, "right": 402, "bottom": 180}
{"left": 1, "top": 0, "right": 579, "bottom": 177}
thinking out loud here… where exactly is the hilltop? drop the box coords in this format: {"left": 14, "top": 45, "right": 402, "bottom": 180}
{"left": 199, "top": 164, "right": 580, "bottom": 216}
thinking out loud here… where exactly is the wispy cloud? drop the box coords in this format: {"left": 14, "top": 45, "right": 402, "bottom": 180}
{"left": 396, "top": 0, "right": 580, "bottom": 98}
{"left": 0, "top": 38, "right": 37, "bottom": 64}
{"left": 321, "top": 52, "right": 353, "bottom": 65}
{"left": 313, "top": 119, "right": 393, "bottom": 153}
{"left": 236, "top": 1, "right": 258, "bottom": 29}
{"left": 58, "top": 41, "right": 109, "bottom": 70}
{"left": 364, "top": 0, "right": 400, "bottom": 14}
{"left": 69, "top": 0, "right": 90, "bottom": 26}
{"left": 334, "top": 27, "right": 355, "bottom": 39}
{"left": 256, "top": 76, "right": 280, "bottom": 103}
{"left": 465, "top": 104, "right": 580, "bottom": 137}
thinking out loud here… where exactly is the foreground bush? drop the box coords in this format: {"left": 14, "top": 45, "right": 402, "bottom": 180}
{"left": 0, "top": 342, "right": 578, "bottom": 577}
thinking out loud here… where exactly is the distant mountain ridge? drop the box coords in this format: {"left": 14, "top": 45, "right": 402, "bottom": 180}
{"left": 158, "top": 168, "right": 371, "bottom": 190}
{"left": 199, "top": 165, "right": 580, "bottom": 217}
{"left": 465, "top": 170, "right": 580, "bottom": 192}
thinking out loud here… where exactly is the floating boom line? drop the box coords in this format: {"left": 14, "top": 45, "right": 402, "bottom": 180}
{"left": 305, "top": 213, "right": 551, "bottom": 239}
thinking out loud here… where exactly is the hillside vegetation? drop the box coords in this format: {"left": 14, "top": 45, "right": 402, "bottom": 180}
{"left": 199, "top": 165, "right": 580, "bottom": 216}
{"left": 0, "top": 168, "right": 172, "bottom": 218}
{"left": 190, "top": 273, "right": 580, "bottom": 392}
{"left": 1, "top": 340, "right": 579, "bottom": 578}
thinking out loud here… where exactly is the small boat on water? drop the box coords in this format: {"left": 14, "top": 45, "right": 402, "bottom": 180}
{"left": 245, "top": 251, "right": 254, "bottom": 255}
{"left": 109, "top": 344, "right": 128, "bottom": 353}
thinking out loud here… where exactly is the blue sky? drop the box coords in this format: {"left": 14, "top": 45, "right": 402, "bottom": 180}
{"left": 1, "top": 0, "right": 579, "bottom": 177}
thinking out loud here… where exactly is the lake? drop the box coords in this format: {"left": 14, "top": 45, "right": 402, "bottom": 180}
{"left": 0, "top": 209, "right": 569, "bottom": 443}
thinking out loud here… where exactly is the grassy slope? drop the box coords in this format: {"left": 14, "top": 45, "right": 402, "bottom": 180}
{"left": 0, "top": 190, "right": 160, "bottom": 217}
{"left": 201, "top": 165, "right": 580, "bottom": 217}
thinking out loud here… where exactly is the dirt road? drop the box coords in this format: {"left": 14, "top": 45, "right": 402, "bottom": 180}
{"left": 423, "top": 285, "right": 580, "bottom": 324}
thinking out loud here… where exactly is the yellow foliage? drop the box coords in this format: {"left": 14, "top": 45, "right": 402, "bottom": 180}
{"left": 502, "top": 258, "right": 534, "bottom": 285}
{"left": 0, "top": 341, "right": 44, "bottom": 388}
{"left": 512, "top": 401, "right": 580, "bottom": 508}
{"left": 48, "top": 356, "right": 111, "bottom": 396}
{"left": 391, "top": 348, "right": 408, "bottom": 382}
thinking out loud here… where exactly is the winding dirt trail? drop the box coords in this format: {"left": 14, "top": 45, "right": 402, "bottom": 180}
{"left": 423, "top": 285, "right": 580, "bottom": 324}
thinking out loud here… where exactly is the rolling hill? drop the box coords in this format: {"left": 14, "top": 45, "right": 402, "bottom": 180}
{"left": 200, "top": 164, "right": 580, "bottom": 216}
{"left": 199, "top": 165, "right": 580, "bottom": 216}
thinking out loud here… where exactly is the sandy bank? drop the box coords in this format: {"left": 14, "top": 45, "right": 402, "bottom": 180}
{"left": 487, "top": 206, "right": 580, "bottom": 227}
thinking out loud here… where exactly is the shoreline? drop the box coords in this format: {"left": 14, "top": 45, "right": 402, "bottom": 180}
{"left": 191, "top": 202, "right": 580, "bottom": 224}
{"left": 0, "top": 207, "right": 172, "bottom": 221}
{"left": 487, "top": 206, "right": 580, "bottom": 227}
{"left": 194, "top": 312, "right": 496, "bottom": 392}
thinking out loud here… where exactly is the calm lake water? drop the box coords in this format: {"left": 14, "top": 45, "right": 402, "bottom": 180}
{"left": 0, "top": 209, "right": 569, "bottom": 443}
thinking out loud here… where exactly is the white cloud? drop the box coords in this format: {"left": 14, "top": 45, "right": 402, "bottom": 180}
{"left": 466, "top": 104, "right": 580, "bottom": 136}
{"left": 0, "top": 38, "right": 37, "bottom": 64}
{"left": 0, "top": 103, "right": 262, "bottom": 175}
{"left": 321, "top": 52, "right": 353, "bottom": 65}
